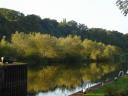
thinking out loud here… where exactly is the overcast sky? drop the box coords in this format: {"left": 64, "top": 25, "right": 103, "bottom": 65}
{"left": 0, "top": 0, "right": 128, "bottom": 34}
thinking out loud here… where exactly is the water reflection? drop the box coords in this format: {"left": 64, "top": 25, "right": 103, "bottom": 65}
{"left": 36, "top": 88, "right": 82, "bottom": 96}
{"left": 28, "top": 62, "right": 123, "bottom": 96}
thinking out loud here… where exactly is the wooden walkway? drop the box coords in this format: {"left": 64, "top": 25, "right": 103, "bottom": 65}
{"left": 69, "top": 79, "right": 112, "bottom": 96}
{"left": 68, "top": 90, "right": 83, "bottom": 96}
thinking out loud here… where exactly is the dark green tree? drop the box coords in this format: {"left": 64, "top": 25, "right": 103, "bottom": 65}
{"left": 0, "top": 8, "right": 24, "bottom": 21}
{"left": 116, "top": 0, "right": 128, "bottom": 16}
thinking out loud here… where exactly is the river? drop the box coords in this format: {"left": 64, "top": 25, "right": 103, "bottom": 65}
{"left": 28, "top": 62, "right": 128, "bottom": 96}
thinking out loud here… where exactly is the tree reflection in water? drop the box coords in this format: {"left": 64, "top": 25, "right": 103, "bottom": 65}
{"left": 28, "top": 62, "right": 118, "bottom": 95}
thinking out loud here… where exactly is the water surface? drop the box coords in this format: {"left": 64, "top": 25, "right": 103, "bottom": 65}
{"left": 28, "top": 62, "right": 128, "bottom": 96}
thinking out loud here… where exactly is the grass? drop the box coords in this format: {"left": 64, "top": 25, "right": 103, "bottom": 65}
{"left": 84, "top": 75, "right": 128, "bottom": 96}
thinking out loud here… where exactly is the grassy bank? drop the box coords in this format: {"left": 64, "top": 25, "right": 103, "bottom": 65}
{"left": 84, "top": 76, "right": 128, "bottom": 96}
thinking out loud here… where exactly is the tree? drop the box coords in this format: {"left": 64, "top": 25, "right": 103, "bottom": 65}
{"left": 116, "top": 0, "right": 128, "bottom": 16}
{"left": 0, "top": 8, "right": 24, "bottom": 21}
{"left": 57, "top": 35, "right": 83, "bottom": 60}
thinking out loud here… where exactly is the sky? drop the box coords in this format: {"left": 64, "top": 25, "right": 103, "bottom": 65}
{"left": 0, "top": 0, "right": 128, "bottom": 34}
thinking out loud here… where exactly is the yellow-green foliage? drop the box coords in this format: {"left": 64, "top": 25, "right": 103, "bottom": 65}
{"left": 0, "top": 37, "right": 15, "bottom": 56}
{"left": 0, "top": 32, "right": 120, "bottom": 63}
{"left": 11, "top": 32, "right": 58, "bottom": 58}
{"left": 57, "top": 35, "right": 84, "bottom": 59}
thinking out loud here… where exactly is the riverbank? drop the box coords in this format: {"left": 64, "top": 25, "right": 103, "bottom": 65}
{"left": 84, "top": 75, "right": 128, "bottom": 96}
{"left": 69, "top": 75, "right": 128, "bottom": 96}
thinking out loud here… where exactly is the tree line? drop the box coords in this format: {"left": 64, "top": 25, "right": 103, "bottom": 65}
{"left": 0, "top": 8, "right": 128, "bottom": 50}
{"left": 0, "top": 32, "right": 120, "bottom": 65}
